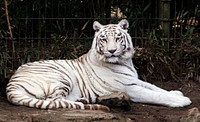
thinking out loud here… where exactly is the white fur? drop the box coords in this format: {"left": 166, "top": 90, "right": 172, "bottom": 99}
{"left": 6, "top": 19, "right": 191, "bottom": 109}
{"left": 90, "top": 19, "right": 191, "bottom": 107}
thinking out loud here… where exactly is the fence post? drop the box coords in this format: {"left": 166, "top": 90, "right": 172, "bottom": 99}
{"left": 160, "top": 0, "right": 171, "bottom": 37}
{"left": 160, "top": 0, "right": 171, "bottom": 53}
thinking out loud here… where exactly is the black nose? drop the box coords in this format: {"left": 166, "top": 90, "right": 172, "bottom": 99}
{"left": 108, "top": 49, "right": 117, "bottom": 54}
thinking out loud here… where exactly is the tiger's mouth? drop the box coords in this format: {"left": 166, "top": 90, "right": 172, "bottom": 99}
{"left": 104, "top": 56, "right": 120, "bottom": 64}
{"left": 105, "top": 55, "right": 120, "bottom": 58}
{"left": 96, "top": 50, "right": 123, "bottom": 63}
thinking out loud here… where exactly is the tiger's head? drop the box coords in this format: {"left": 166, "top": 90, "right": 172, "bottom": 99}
{"left": 92, "top": 19, "right": 135, "bottom": 64}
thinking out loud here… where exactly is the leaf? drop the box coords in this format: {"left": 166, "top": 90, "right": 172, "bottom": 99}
{"left": 142, "top": 3, "right": 151, "bottom": 13}
{"left": 81, "top": 21, "right": 89, "bottom": 31}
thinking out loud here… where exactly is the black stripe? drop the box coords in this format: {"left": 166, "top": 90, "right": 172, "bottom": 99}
{"left": 71, "top": 61, "right": 86, "bottom": 98}
{"left": 15, "top": 84, "right": 38, "bottom": 98}
{"left": 38, "top": 100, "right": 43, "bottom": 108}
{"left": 84, "top": 57, "right": 106, "bottom": 95}
{"left": 114, "top": 79, "right": 136, "bottom": 86}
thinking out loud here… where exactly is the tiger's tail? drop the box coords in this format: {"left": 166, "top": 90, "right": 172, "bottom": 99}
{"left": 6, "top": 91, "right": 109, "bottom": 111}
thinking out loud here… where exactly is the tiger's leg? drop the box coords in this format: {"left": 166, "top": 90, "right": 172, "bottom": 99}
{"left": 50, "top": 89, "right": 110, "bottom": 111}
{"left": 131, "top": 78, "right": 184, "bottom": 96}
{"left": 125, "top": 84, "right": 191, "bottom": 107}
{"left": 76, "top": 98, "right": 90, "bottom": 104}
{"left": 75, "top": 98, "right": 110, "bottom": 111}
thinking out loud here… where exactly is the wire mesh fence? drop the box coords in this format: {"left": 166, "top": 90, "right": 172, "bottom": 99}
{"left": 1, "top": 0, "right": 199, "bottom": 82}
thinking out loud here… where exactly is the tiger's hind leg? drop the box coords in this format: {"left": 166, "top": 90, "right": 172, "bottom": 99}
{"left": 96, "top": 92, "right": 131, "bottom": 111}
{"left": 76, "top": 98, "right": 90, "bottom": 104}
{"left": 75, "top": 97, "right": 110, "bottom": 111}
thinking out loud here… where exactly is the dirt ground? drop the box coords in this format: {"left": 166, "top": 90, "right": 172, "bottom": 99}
{"left": 0, "top": 80, "right": 200, "bottom": 122}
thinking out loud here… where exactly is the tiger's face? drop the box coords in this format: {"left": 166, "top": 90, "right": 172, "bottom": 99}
{"left": 92, "top": 19, "right": 134, "bottom": 64}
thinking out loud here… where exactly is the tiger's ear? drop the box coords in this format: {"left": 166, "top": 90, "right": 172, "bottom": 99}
{"left": 93, "top": 21, "right": 103, "bottom": 32}
{"left": 118, "top": 19, "right": 129, "bottom": 30}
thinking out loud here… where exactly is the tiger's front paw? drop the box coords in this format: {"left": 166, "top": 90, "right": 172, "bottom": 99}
{"left": 167, "top": 95, "right": 192, "bottom": 107}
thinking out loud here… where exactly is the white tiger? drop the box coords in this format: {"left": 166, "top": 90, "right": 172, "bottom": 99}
{"left": 6, "top": 19, "right": 191, "bottom": 110}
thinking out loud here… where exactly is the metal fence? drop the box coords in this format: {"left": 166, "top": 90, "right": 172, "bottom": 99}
{"left": 1, "top": 0, "right": 199, "bottom": 81}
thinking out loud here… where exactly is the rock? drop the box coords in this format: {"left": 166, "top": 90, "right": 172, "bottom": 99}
{"left": 180, "top": 107, "right": 200, "bottom": 122}
{"left": 97, "top": 92, "right": 131, "bottom": 111}
{"left": 0, "top": 109, "right": 125, "bottom": 122}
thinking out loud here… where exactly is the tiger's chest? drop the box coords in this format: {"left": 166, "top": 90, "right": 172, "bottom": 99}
{"left": 80, "top": 62, "right": 137, "bottom": 95}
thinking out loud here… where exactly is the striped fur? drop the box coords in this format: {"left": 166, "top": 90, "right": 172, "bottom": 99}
{"left": 6, "top": 19, "right": 191, "bottom": 110}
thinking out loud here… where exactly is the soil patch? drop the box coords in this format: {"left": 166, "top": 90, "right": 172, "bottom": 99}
{"left": 0, "top": 80, "right": 200, "bottom": 122}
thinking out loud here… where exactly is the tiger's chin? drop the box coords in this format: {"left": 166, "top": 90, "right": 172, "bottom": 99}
{"left": 104, "top": 57, "right": 121, "bottom": 64}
